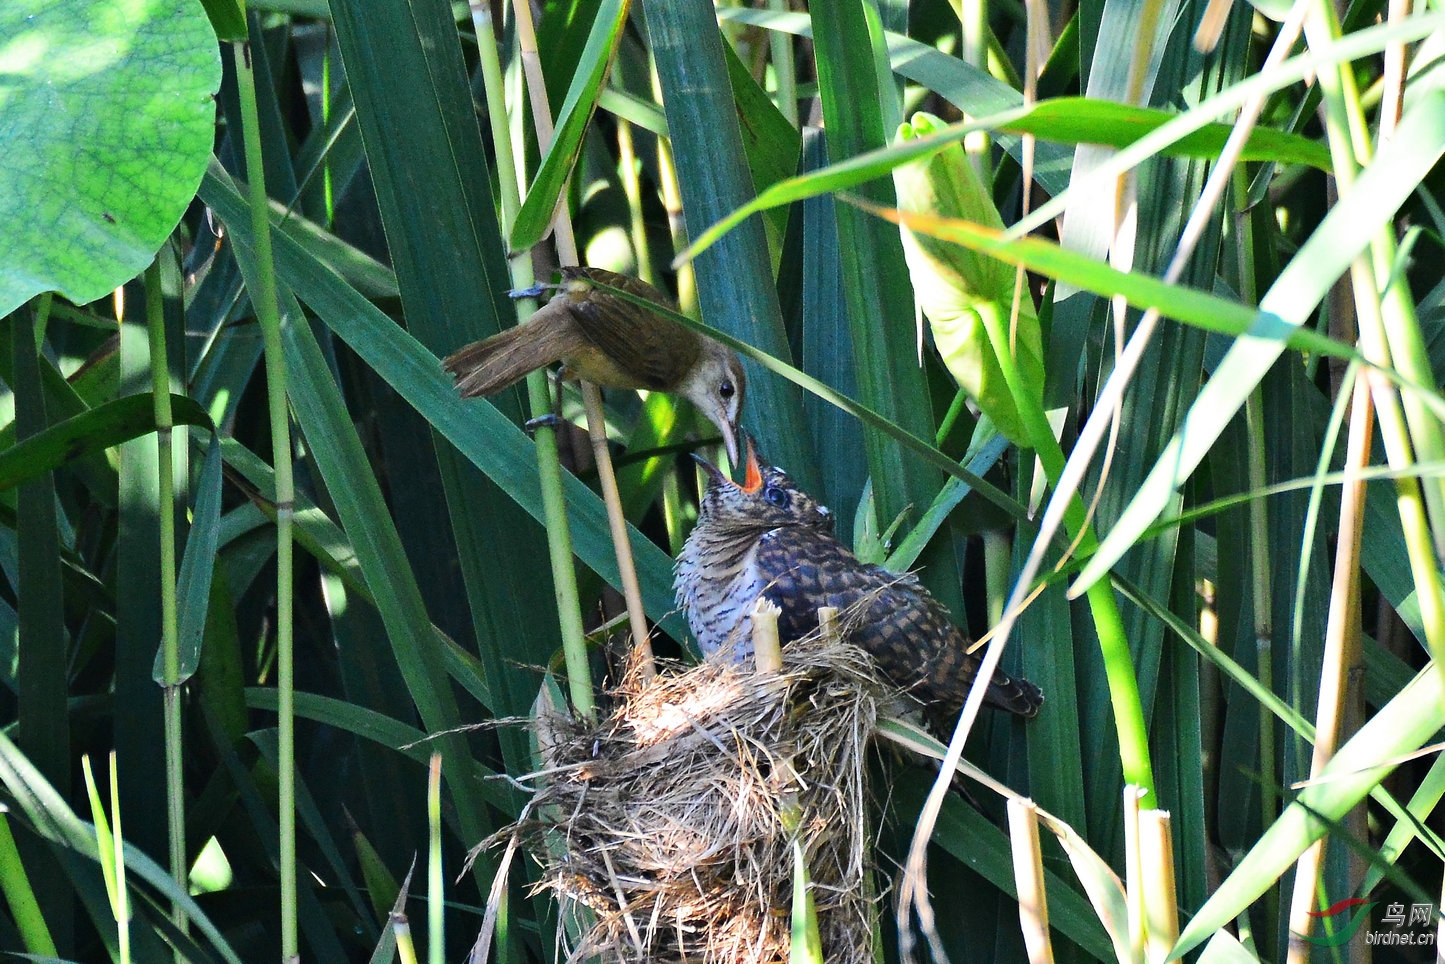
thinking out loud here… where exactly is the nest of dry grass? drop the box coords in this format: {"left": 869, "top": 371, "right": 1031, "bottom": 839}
{"left": 485, "top": 625, "right": 892, "bottom": 964}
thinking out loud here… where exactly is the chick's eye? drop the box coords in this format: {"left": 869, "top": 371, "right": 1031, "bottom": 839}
{"left": 719, "top": 380, "right": 735, "bottom": 400}
{"left": 763, "top": 485, "right": 788, "bottom": 508}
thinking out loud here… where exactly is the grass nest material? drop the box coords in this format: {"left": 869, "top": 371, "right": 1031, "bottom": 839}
{"left": 484, "top": 623, "right": 892, "bottom": 963}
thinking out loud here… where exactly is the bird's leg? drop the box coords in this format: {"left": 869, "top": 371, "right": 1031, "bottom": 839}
{"left": 522, "top": 367, "right": 571, "bottom": 435}
{"left": 522, "top": 413, "right": 563, "bottom": 435}
{"left": 507, "top": 281, "right": 564, "bottom": 300}
{"left": 555, "top": 365, "right": 570, "bottom": 423}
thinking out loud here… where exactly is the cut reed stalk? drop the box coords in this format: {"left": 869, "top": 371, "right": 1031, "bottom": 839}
{"left": 1138, "top": 809, "right": 1177, "bottom": 962}
{"left": 1007, "top": 798, "right": 1054, "bottom": 963}
{"left": 752, "top": 598, "right": 784, "bottom": 674}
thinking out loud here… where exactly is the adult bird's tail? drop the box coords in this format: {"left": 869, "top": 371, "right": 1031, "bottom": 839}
{"left": 443, "top": 316, "right": 560, "bottom": 398}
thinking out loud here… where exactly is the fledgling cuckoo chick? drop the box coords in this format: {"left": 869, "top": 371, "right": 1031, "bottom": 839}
{"left": 675, "top": 439, "right": 1042, "bottom": 719}
{"left": 443, "top": 266, "right": 746, "bottom": 465}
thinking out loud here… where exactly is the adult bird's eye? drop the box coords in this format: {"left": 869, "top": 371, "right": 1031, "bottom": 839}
{"left": 719, "top": 379, "right": 735, "bottom": 399}
{"left": 763, "top": 485, "right": 787, "bottom": 508}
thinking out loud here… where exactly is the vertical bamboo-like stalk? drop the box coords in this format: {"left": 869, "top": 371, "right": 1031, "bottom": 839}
{"left": 647, "top": 55, "right": 702, "bottom": 559}
{"left": 83, "top": 754, "right": 131, "bottom": 964}
{"left": 427, "top": 754, "right": 443, "bottom": 964}
{"left": 651, "top": 64, "right": 696, "bottom": 314}
{"left": 959, "top": 0, "right": 991, "bottom": 179}
{"left": 581, "top": 386, "right": 656, "bottom": 677}
{"left": 1302, "top": 0, "right": 1445, "bottom": 690}
{"left": 751, "top": 598, "right": 784, "bottom": 674}
{"left": 1123, "top": 785, "right": 1144, "bottom": 961}
{"left": 511, "top": 0, "right": 655, "bottom": 682}
{"left": 817, "top": 606, "right": 839, "bottom": 642}
{"left": 982, "top": 529, "right": 1009, "bottom": 627}
{"left": 393, "top": 913, "right": 419, "bottom": 964}
{"left": 470, "top": 5, "right": 608, "bottom": 948}
{"left": 914, "top": 300, "right": 1156, "bottom": 796}
{"left": 650, "top": 55, "right": 701, "bottom": 567}
{"left": 1137, "top": 810, "right": 1177, "bottom": 963}
{"left": 1197, "top": 577, "right": 1223, "bottom": 894}
{"left": 232, "top": 36, "right": 298, "bottom": 962}
{"left": 753, "top": 601, "right": 821, "bottom": 960}
{"left": 616, "top": 119, "right": 654, "bottom": 285}
{"left": 1006, "top": 798, "right": 1054, "bottom": 964}
{"left": 144, "top": 258, "right": 186, "bottom": 940}
{"left": 1243, "top": 393, "right": 1276, "bottom": 852}
{"left": 108, "top": 754, "right": 130, "bottom": 964}
{"left": 765, "top": 0, "right": 796, "bottom": 124}
{"left": 1284, "top": 373, "right": 1371, "bottom": 962}
{"left": 470, "top": 0, "right": 595, "bottom": 719}
{"left": 1379, "top": 0, "right": 1411, "bottom": 144}
{"left": 1191, "top": 0, "right": 1234, "bottom": 52}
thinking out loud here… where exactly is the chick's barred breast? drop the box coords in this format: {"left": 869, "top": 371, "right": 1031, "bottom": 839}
{"left": 754, "top": 526, "right": 1042, "bottom": 718}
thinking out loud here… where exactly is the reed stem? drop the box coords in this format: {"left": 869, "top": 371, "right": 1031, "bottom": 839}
{"left": 233, "top": 35, "right": 298, "bottom": 960}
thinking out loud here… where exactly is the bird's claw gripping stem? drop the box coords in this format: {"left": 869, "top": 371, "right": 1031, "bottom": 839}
{"left": 507, "top": 282, "right": 561, "bottom": 300}
{"left": 524, "top": 413, "right": 566, "bottom": 435}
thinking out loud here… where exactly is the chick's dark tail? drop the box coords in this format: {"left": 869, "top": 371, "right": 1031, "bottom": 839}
{"left": 925, "top": 652, "right": 1044, "bottom": 723}
{"left": 925, "top": 672, "right": 1042, "bottom": 739}
{"left": 985, "top": 672, "right": 1043, "bottom": 718}
{"left": 918, "top": 635, "right": 1045, "bottom": 720}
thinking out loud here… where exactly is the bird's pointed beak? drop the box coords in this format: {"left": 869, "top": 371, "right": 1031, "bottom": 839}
{"left": 690, "top": 452, "right": 730, "bottom": 487}
{"left": 717, "top": 417, "right": 740, "bottom": 469}
{"left": 691, "top": 433, "right": 759, "bottom": 491}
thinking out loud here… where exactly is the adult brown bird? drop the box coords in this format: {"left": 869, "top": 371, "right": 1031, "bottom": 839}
{"left": 674, "top": 438, "right": 1042, "bottom": 720}
{"left": 443, "top": 266, "right": 746, "bottom": 465}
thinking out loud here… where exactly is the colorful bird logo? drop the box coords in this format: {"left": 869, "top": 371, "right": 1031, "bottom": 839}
{"left": 1298, "top": 898, "right": 1379, "bottom": 947}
